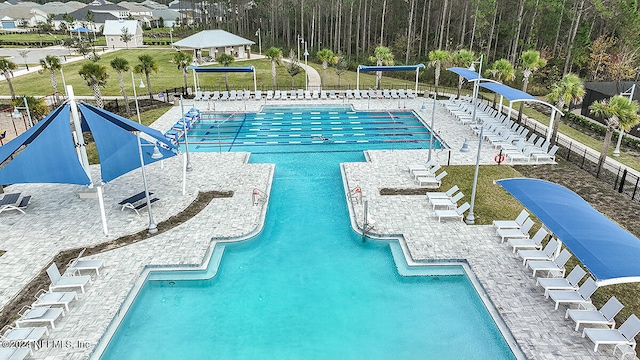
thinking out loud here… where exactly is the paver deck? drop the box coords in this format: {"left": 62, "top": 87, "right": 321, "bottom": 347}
{"left": 0, "top": 96, "right": 630, "bottom": 359}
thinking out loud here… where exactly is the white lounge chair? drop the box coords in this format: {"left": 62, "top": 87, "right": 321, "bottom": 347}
{"left": 407, "top": 89, "right": 416, "bottom": 98}
{"left": 312, "top": 90, "right": 320, "bottom": 99}
{"left": 382, "top": 89, "right": 392, "bottom": 99}
{"left": 0, "top": 347, "right": 31, "bottom": 360}
{"left": 353, "top": 89, "right": 362, "bottom": 99}
{"left": 407, "top": 159, "right": 436, "bottom": 174}
{"left": 398, "top": 89, "right": 407, "bottom": 98}
{"left": 290, "top": 90, "right": 297, "bottom": 100}
{"left": 548, "top": 277, "right": 598, "bottom": 310}
{"left": 417, "top": 170, "right": 447, "bottom": 188}
{"left": 1, "top": 325, "right": 48, "bottom": 342}
{"left": 297, "top": 89, "right": 304, "bottom": 99}
{"left": 305, "top": 90, "right": 312, "bottom": 99}
{"left": 537, "top": 265, "right": 586, "bottom": 298}
{"left": 321, "top": 90, "right": 328, "bottom": 99}
{"left": 193, "top": 90, "right": 203, "bottom": 101}
{"left": 254, "top": 90, "right": 262, "bottom": 100}
{"left": 517, "top": 238, "right": 559, "bottom": 265}
{"left": 411, "top": 164, "right": 442, "bottom": 180}
{"left": 532, "top": 145, "right": 559, "bottom": 163}
{"left": 329, "top": 90, "right": 338, "bottom": 99}
{"left": 32, "top": 289, "right": 77, "bottom": 312}
{"left": 493, "top": 209, "right": 530, "bottom": 230}
{"left": 273, "top": 90, "right": 281, "bottom": 100}
{"left": 345, "top": 89, "right": 354, "bottom": 99}
{"left": 426, "top": 185, "right": 460, "bottom": 202}
{"left": 527, "top": 248, "right": 572, "bottom": 277}
{"left": 567, "top": 296, "right": 623, "bottom": 331}
{"left": 0, "top": 195, "right": 30, "bottom": 215}
{"left": 435, "top": 202, "right": 470, "bottom": 222}
{"left": 429, "top": 192, "right": 464, "bottom": 211}
{"left": 229, "top": 90, "right": 238, "bottom": 100}
{"left": 219, "top": 91, "right": 229, "bottom": 101}
{"left": 16, "top": 306, "right": 64, "bottom": 329}
{"left": 507, "top": 227, "right": 548, "bottom": 253}
{"left": 390, "top": 89, "right": 399, "bottom": 99}
{"left": 210, "top": 91, "right": 220, "bottom": 101}
{"left": 496, "top": 218, "right": 534, "bottom": 243}
{"left": 67, "top": 249, "right": 104, "bottom": 275}
{"left": 46, "top": 263, "right": 91, "bottom": 293}
{"left": 266, "top": 90, "right": 274, "bottom": 100}
{"left": 582, "top": 314, "right": 640, "bottom": 352}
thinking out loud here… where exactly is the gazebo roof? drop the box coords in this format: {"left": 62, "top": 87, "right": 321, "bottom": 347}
{"left": 173, "top": 29, "right": 254, "bottom": 49}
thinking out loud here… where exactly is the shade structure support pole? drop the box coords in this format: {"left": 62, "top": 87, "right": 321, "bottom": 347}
{"left": 67, "top": 85, "right": 91, "bottom": 179}
{"left": 137, "top": 132, "right": 158, "bottom": 234}
{"left": 96, "top": 184, "right": 109, "bottom": 236}
{"left": 180, "top": 96, "right": 193, "bottom": 172}
{"left": 253, "top": 67, "right": 257, "bottom": 93}
{"left": 547, "top": 109, "right": 556, "bottom": 143}
{"left": 415, "top": 68, "right": 419, "bottom": 93}
{"left": 356, "top": 68, "right": 360, "bottom": 91}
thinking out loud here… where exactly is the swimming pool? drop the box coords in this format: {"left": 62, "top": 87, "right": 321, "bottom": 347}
{"left": 98, "top": 106, "right": 517, "bottom": 359}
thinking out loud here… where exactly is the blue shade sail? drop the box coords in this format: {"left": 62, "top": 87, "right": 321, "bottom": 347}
{"left": 446, "top": 67, "right": 485, "bottom": 81}
{"left": 497, "top": 178, "right": 640, "bottom": 285}
{"left": 187, "top": 66, "right": 254, "bottom": 73}
{"left": 358, "top": 64, "right": 425, "bottom": 72}
{"left": 78, "top": 103, "right": 176, "bottom": 183}
{"left": 0, "top": 105, "right": 91, "bottom": 185}
{"left": 479, "top": 82, "right": 538, "bottom": 102}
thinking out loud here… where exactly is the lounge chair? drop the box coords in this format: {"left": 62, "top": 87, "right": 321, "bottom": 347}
{"left": 244, "top": 90, "right": 252, "bottom": 100}
{"left": 273, "top": 90, "right": 281, "bottom": 100}
{"left": 417, "top": 170, "right": 447, "bottom": 188}
{"left": 398, "top": 89, "right": 407, "bottom": 99}
{"left": 507, "top": 227, "right": 548, "bottom": 253}
{"left": 382, "top": 89, "right": 392, "bottom": 99}
{"left": 411, "top": 164, "right": 442, "bottom": 180}
{"left": 360, "top": 89, "right": 370, "bottom": 99}
{"left": 407, "top": 159, "right": 436, "bottom": 174}
{"left": 0, "top": 195, "right": 30, "bottom": 215}
{"left": 290, "top": 90, "right": 297, "bottom": 100}
{"left": 567, "top": 296, "right": 623, "bottom": 331}
{"left": 67, "top": 248, "right": 104, "bottom": 276}
{"left": 305, "top": 90, "right": 312, "bottom": 99}
{"left": 532, "top": 145, "right": 559, "bottom": 163}
{"left": 407, "top": 89, "right": 416, "bottom": 98}
{"left": 0, "top": 193, "right": 20, "bottom": 207}
{"left": 16, "top": 306, "right": 64, "bottom": 329}
{"left": 517, "top": 238, "right": 559, "bottom": 265}
{"left": 537, "top": 265, "right": 587, "bottom": 298}
{"left": 368, "top": 89, "right": 377, "bottom": 98}
{"left": 493, "top": 209, "right": 530, "bottom": 230}
{"left": 254, "top": 90, "right": 262, "bottom": 100}
{"left": 345, "top": 89, "right": 354, "bottom": 99}
{"left": 210, "top": 91, "right": 220, "bottom": 101}
{"left": 434, "top": 202, "right": 470, "bottom": 222}
{"left": 193, "top": 90, "right": 203, "bottom": 101}
{"left": 582, "top": 314, "right": 640, "bottom": 352}
{"left": 0, "top": 347, "right": 31, "bottom": 360}
{"left": 429, "top": 192, "right": 464, "bottom": 211}
{"left": 229, "top": 90, "right": 238, "bottom": 100}
{"left": 390, "top": 89, "right": 399, "bottom": 99}
{"left": 266, "top": 90, "right": 274, "bottom": 100}
{"left": 548, "top": 277, "right": 598, "bottom": 310}
{"left": 32, "top": 289, "right": 77, "bottom": 312}
{"left": 312, "top": 90, "right": 320, "bottom": 99}
{"left": 1, "top": 325, "right": 48, "bottom": 347}
{"left": 353, "top": 89, "right": 362, "bottom": 99}
{"left": 46, "top": 263, "right": 91, "bottom": 293}
{"left": 297, "top": 89, "right": 304, "bottom": 99}
{"left": 426, "top": 185, "right": 460, "bottom": 202}
{"left": 527, "top": 248, "right": 572, "bottom": 277}
{"left": 321, "top": 90, "right": 328, "bottom": 99}
{"left": 220, "top": 91, "right": 229, "bottom": 101}
{"left": 202, "top": 91, "right": 211, "bottom": 101}
{"left": 496, "top": 218, "right": 535, "bottom": 243}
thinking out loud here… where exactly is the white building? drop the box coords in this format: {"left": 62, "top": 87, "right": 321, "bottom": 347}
{"left": 103, "top": 19, "right": 143, "bottom": 49}
{"left": 172, "top": 29, "right": 255, "bottom": 63}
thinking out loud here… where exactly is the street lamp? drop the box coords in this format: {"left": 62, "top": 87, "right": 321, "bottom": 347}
{"left": 255, "top": 28, "right": 262, "bottom": 55}
{"left": 428, "top": 90, "right": 437, "bottom": 161}
{"left": 179, "top": 96, "right": 193, "bottom": 171}
{"left": 297, "top": 34, "right": 303, "bottom": 63}
{"left": 303, "top": 41, "right": 309, "bottom": 91}
{"left": 465, "top": 54, "right": 484, "bottom": 225}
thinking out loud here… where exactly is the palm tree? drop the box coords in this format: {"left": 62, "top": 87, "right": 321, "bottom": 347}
{"left": 316, "top": 48, "right": 335, "bottom": 87}
{"left": 134, "top": 54, "right": 158, "bottom": 100}
{"left": 589, "top": 95, "right": 640, "bottom": 175}
{"left": 110, "top": 57, "right": 131, "bottom": 116}
{"left": 264, "top": 47, "right": 282, "bottom": 90}
{"left": 173, "top": 51, "right": 193, "bottom": 91}
{"left": 451, "top": 49, "right": 475, "bottom": 99}
{"left": 39, "top": 55, "right": 62, "bottom": 105}
{"left": 517, "top": 50, "right": 547, "bottom": 122}
{"left": 0, "top": 59, "right": 17, "bottom": 100}
{"left": 369, "top": 46, "right": 394, "bottom": 90}
{"left": 78, "top": 62, "right": 109, "bottom": 108}
{"left": 285, "top": 50, "right": 301, "bottom": 87}
{"left": 547, "top": 73, "right": 585, "bottom": 145}
{"left": 428, "top": 49, "right": 450, "bottom": 97}
{"left": 216, "top": 53, "right": 234, "bottom": 91}
{"left": 486, "top": 58, "right": 515, "bottom": 106}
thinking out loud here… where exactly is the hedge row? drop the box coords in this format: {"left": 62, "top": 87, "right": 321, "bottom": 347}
{"left": 143, "top": 40, "right": 172, "bottom": 45}
{"left": 565, "top": 112, "right": 640, "bottom": 150}
{"left": 0, "top": 40, "right": 57, "bottom": 47}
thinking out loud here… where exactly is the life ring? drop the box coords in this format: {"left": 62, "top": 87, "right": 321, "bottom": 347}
{"left": 494, "top": 153, "right": 506, "bottom": 164}
{"left": 355, "top": 186, "right": 361, "bottom": 193}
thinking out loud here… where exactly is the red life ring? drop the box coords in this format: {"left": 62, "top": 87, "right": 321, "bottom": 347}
{"left": 494, "top": 153, "right": 506, "bottom": 163}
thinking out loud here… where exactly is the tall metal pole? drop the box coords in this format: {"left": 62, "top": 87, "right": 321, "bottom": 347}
{"left": 297, "top": 34, "right": 301, "bottom": 63}
{"left": 22, "top": 97, "right": 33, "bottom": 127}
{"left": 466, "top": 55, "right": 483, "bottom": 225}
{"left": 304, "top": 42, "right": 309, "bottom": 91}
{"left": 428, "top": 90, "right": 436, "bottom": 161}
{"left": 180, "top": 96, "right": 193, "bottom": 171}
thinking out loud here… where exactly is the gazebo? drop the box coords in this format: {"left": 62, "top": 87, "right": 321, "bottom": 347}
{"left": 173, "top": 30, "right": 255, "bottom": 64}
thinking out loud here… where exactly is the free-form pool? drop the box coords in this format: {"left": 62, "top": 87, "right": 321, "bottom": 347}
{"left": 99, "top": 106, "right": 516, "bottom": 359}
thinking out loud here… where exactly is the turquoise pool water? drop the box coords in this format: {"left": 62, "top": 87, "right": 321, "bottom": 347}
{"left": 99, "top": 107, "right": 515, "bottom": 359}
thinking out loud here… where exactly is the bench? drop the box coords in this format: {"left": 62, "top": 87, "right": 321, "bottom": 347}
{"left": 119, "top": 191, "right": 157, "bottom": 215}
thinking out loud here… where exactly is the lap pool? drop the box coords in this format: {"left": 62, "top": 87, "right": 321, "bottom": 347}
{"left": 98, "top": 106, "right": 517, "bottom": 359}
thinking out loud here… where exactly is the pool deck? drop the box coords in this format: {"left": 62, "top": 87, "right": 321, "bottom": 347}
{"left": 0, "top": 97, "right": 628, "bottom": 359}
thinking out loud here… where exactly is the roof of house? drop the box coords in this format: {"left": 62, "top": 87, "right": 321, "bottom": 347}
{"left": 40, "top": 1, "right": 87, "bottom": 15}
{"left": 103, "top": 19, "right": 140, "bottom": 35}
{"left": 151, "top": 8, "right": 180, "bottom": 20}
{"left": 118, "top": 1, "right": 153, "bottom": 13}
{"left": 173, "top": 29, "right": 254, "bottom": 49}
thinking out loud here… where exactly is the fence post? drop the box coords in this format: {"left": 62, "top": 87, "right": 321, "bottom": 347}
{"left": 581, "top": 147, "right": 587, "bottom": 169}
{"left": 633, "top": 176, "right": 639, "bottom": 200}
{"left": 619, "top": 169, "right": 627, "bottom": 193}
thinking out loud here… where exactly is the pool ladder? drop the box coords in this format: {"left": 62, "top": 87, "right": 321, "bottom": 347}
{"left": 252, "top": 188, "right": 268, "bottom": 206}
{"left": 349, "top": 184, "right": 362, "bottom": 204}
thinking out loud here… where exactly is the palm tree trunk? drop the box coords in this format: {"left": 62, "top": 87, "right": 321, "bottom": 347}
{"left": 50, "top": 70, "right": 59, "bottom": 105}
{"left": 146, "top": 72, "right": 153, "bottom": 99}
{"left": 457, "top": 75, "right": 463, "bottom": 100}
{"left": 597, "top": 128, "right": 614, "bottom": 175}
{"left": 118, "top": 72, "right": 131, "bottom": 115}
{"left": 182, "top": 69, "right": 188, "bottom": 90}
{"left": 92, "top": 84, "right": 103, "bottom": 108}
{"left": 271, "top": 61, "right": 277, "bottom": 90}
{"left": 434, "top": 64, "right": 440, "bottom": 97}
{"left": 550, "top": 99, "right": 565, "bottom": 146}
{"left": 5, "top": 74, "right": 15, "bottom": 100}
{"left": 225, "top": 73, "right": 230, "bottom": 91}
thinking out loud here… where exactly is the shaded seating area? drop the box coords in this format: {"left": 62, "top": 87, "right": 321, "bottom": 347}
{"left": 0, "top": 193, "right": 30, "bottom": 215}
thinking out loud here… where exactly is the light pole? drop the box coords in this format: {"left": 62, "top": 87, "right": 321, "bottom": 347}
{"left": 179, "top": 96, "right": 193, "bottom": 171}
{"left": 297, "top": 34, "right": 303, "bottom": 63}
{"left": 169, "top": 27, "right": 173, "bottom": 47}
{"left": 428, "top": 90, "right": 437, "bottom": 161}
{"left": 465, "top": 54, "right": 484, "bottom": 225}
{"left": 303, "top": 41, "right": 309, "bottom": 91}
{"left": 131, "top": 71, "right": 161, "bottom": 234}
{"left": 255, "top": 28, "right": 262, "bottom": 55}
{"left": 613, "top": 84, "right": 635, "bottom": 157}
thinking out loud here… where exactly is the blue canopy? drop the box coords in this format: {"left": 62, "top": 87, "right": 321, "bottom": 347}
{"left": 497, "top": 178, "right": 640, "bottom": 285}
{"left": 0, "top": 105, "right": 91, "bottom": 185}
{"left": 0, "top": 103, "right": 177, "bottom": 186}
{"left": 71, "top": 27, "right": 90, "bottom": 33}
{"left": 187, "top": 66, "right": 254, "bottom": 73}
{"left": 358, "top": 64, "right": 425, "bottom": 72}
{"left": 447, "top": 67, "right": 485, "bottom": 81}
{"left": 479, "top": 82, "right": 538, "bottom": 102}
